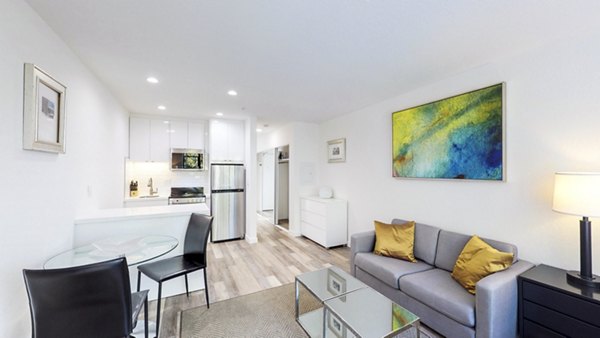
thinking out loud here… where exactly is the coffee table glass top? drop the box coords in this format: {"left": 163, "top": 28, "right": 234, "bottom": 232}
{"left": 295, "top": 266, "right": 368, "bottom": 301}
{"left": 324, "top": 287, "right": 420, "bottom": 338}
{"left": 44, "top": 234, "right": 178, "bottom": 269}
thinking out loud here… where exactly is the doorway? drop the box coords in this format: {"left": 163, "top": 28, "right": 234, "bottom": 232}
{"left": 256, "top": 145, "right": 289, "bottom": 230}
{"left": 275, "top": 145, "right": 289, "bottom": 229}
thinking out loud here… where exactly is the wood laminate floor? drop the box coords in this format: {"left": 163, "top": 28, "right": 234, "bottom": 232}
{"left": 153, "top": 215, "right": 351, "bottom": 338}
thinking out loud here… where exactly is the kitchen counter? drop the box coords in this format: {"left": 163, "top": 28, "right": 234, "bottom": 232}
{"left": 123, "top": 195, "right": 169, "bottom": 202}
{"left": 75, "top": 203, "right": 210, "bottom": 224}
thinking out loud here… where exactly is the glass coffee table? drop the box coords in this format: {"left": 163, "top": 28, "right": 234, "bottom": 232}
{"left": 324, "top": 287, "right": 420, "bottom": 338}
{"left": 295, "top": 266, "right": 420, "bottom": 338}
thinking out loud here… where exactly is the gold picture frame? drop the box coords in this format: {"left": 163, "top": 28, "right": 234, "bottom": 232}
{"left": 23, "top": 63, "right": 67, "bottom": 153}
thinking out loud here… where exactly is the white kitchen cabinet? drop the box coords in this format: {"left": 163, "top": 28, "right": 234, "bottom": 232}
{"left": 170, "top": 120, "right": 206, "bottom": 150}
{"left": 169, "top": 120, "right": 188, "bottom": 149}
{"left": 129, "top": 117, "right": 150, "bottom": 161}
{"left": 188, "top": 121, "right": 206, "bottom": 149}
{"left": 300, "top": 197, "right": 347, "bottom": 248}
{"left": 209, "top": 119, "right": 245, "bottom": 162}
{"left": 149, "top": 119, "right": 170, "bottom": 162}
{"left": 228, "top": 120, "right": 245, "bottom": 162}
{"left": 129, "top": 117, "right": 170, "bottom": 162}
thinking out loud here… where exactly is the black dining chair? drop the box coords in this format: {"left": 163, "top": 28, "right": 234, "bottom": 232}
{"left": 23, "top": 257, "right": 148, "bottom": 338}
{"left": 137, "top": 213, "right": 213, "bottom": 336}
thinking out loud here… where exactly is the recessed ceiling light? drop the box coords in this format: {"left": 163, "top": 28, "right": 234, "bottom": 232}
{"left": 216, "top": 112, "right": 224, "bottom": 116}
{"left": 157, "top": 105, "right": 166, "bottom": 110}
{"left": 256, "top": 128, "right": 263, "bottom": 132}
{"left": 146, "top": 77, "right": 159, "bottom": 84}
{"left": 227, "top": 90, "right": 238, "bottom": 96}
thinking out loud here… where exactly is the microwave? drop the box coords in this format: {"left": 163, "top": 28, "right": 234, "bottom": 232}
{"left": 171, "top": 148, "right": 205, "bottom": 171}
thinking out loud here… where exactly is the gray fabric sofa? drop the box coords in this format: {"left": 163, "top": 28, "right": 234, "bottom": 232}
{"left": 350, "top": 219, "right": 534, "bottom": 338}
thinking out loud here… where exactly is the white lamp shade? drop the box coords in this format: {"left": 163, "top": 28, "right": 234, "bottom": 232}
{"left": 553, "top": 172, "right": 600, "bottom": 217}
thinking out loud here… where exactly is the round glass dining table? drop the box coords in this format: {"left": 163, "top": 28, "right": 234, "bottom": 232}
{"left": 44, "top": 234, "right": 179, "bottom": 269}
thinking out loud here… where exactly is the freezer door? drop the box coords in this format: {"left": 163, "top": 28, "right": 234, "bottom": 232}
{"left": 211, "top": 164, "right": 245, "bottom": 190}
{"left": 211, "top": 191, "right": 245, "bottom": 241}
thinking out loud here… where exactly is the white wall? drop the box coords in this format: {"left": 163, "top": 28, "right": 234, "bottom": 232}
{"left": 260, "top": 150, "right": 275, "bottom": 210}
{"left": 0, "top": 0, "right": 129, "bottom": 336}
{"left": 258, "top": 122, "right": 319, "bottom": 235}
{"left": 244, "top": 116, "right": 258, "bottom": 243}
{"left": 318, "top": 31, "right": 600, "bottom": 272}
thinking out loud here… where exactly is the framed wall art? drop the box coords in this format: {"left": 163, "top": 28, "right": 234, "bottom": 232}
{"left": 23, "top": 63, "right": 67, "bottom": 153}
{"left": 327, "top": 311, "right": 347, "bottom": 338}
{"left": 327, "top": 138, "right": 346, "bottom": 163}
{"left": 392, "top": 83, "right": 505, "bottom": 181}
{"left": 327, "top": 269, "right": 347, "bottom": 296}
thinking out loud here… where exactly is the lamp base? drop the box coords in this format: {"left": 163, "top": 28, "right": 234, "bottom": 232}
{"left": 567, "top": 270, "right": 600, "bottom": 289}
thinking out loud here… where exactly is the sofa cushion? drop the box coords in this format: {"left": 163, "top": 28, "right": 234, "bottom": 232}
{"left": 354, "top": 252, "right": 433, "bottom": 289}
{"left": 451, "top": 235, "right": 514, "bottom": 294}
{"left": 392, "top": 219, "right": 440, "bottom": 265}
{"left": 400, "top": 268, "right": 475, "bottom": 327}
{"left": 435, "top": 231, "right": 518, "bottom": 272}
{"left": 374, "top": 220, "right": 416, "bottom": 262}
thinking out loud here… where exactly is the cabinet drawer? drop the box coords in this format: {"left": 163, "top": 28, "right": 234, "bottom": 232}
{"left": 300, "top": 210, "right": 326, "bottom": 229}
{"left": 523, "top": 319, "right": 564, "bottom": 338}
{"left": 301, "top": 222, "right": 325, "bottom": 246}
{"left": 523, "top": 300, "right": 600, "bottom": 337}
{"left": 523, "top": 281, "right": 600, "bottom": 327}
{"left": 301, "top": 199, "right": 327, "bottom": 215}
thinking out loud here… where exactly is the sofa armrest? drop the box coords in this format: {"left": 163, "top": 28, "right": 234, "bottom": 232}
{"left": 475, "top": 260, "right": 535, "bottom": 338}
{"left": 350, "top": 231, "right": 375, "bottom": 276}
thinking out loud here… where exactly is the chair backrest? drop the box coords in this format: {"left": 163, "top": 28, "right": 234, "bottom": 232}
{"left": 23, "top": 257, "right": 133, "bottom": 338}
{"left": 183, "top": 213, "right": 213, "bottom": 261}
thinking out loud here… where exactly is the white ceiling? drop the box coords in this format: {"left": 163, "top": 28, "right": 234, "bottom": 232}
{"left": 24, "top": 0, "right": 600, "bottom": 129}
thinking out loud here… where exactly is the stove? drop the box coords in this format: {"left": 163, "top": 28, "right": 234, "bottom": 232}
{"left": 169, "top": 187, "right": 206, "bottom": 205}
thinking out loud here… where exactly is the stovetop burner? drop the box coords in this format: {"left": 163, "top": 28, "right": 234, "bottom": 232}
{"left": 169, "top": 187, "right": 205, "bottom": 198}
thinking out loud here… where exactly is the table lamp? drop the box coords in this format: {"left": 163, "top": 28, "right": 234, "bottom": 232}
{"left": 553, "top": 172, "right": 600, "bottom": 288}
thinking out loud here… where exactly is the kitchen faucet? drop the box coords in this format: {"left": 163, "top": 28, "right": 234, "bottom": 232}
{"left": 147, "top": 177, "right": 158, "bottom": 196}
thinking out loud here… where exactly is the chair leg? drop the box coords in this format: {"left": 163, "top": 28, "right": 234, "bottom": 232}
{"left": 203, "top": 268, "right": 210, "bottom": 308}
{"left": 156, "top": 282, "right": 162, "bottom": 338}
{"left": 185, "top": 274, "right": 189, "bottom": 298}
{"left": 144, "top": 295, "right": 148, "bottom": 338}
{"left": 137, "top": 271, "right": 141, "bottom": 292}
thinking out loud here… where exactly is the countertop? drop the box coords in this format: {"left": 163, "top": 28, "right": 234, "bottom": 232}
{"left": 123, "top": 195, "right": 169, "bottom": 201}
{"left": 75, "top": 203, "right": 210, "bottom": 224}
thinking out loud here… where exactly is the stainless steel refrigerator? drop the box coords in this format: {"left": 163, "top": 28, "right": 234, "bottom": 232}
{"left": 210, "top": 163, "right": 245, "bottom": 242}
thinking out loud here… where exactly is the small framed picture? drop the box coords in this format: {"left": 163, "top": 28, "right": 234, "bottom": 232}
{"left": 327, "top": 138, "right": 346, "bottom": 163}
{"left": 23, "top": 63, "right": 67, "bottom": 153}
{"left": 327, "top": 311, "right": 347, "bottom": 338}
{"left": 327, "top": 269, "right": 347, "bottom": 297}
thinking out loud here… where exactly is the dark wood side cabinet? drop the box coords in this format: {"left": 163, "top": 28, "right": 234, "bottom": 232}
{"left": 518, "top": 264, "right": 600, "bottom": 337}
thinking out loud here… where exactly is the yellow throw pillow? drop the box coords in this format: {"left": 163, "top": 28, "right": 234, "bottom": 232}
{"left": 373, "top": 220, "right": 417, "bottom": 263}
{"left": 451, "top": 235, "right": 514, "bottom": 294}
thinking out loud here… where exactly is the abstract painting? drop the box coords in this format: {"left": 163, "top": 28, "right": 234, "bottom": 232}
{"left": 392, "top": 83, "right": 504, "bottom": 180}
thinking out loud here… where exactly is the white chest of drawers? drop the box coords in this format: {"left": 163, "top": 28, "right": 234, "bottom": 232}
{"left": 300, "top": 197, "right": 347, "bottom": 248}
